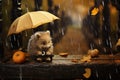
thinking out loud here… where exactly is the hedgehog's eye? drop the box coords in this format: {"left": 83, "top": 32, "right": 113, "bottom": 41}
{"left": 41, "top": 41, "right": 47, "bottom": 45}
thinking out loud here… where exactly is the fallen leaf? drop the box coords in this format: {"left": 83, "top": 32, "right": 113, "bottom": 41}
{"left": 88, "top": 49, "right": 99, "bottom": 58}
{"left": 91, "top": 7, "right": 99, "bottom": 16}
{"left": 80, "top": 55, "right": 91, "bottom": 62}
{"left": 59, "top": 53, "right": 68, "bottom": 57}
{"left": 83, "top": 68, "right": 91, "bottom": 78}
{"left": 71, "top": 59, "right": 78, "bottom": 63}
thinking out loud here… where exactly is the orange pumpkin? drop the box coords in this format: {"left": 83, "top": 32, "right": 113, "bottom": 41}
{"left": 12, "top": 51, "right": 26, "bottom": 64}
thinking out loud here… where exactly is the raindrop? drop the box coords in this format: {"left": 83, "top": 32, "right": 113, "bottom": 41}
{"left": 18, "top": 2, "right": 21, "bottom": 5}
{"left": 5, "top": 39, "right": 9, "bottom": 48}
{"left": 98, "top": 39, "right": 102, "bottom": 45}
{"left": 19, "top": 67, "right": 22, "bottom": 80}
{"left": 17, "top": 7, "right": 22, "bottom": 10}
{"left": 51, "top": 22, "right": 54, "bottom": 25}
{"left": 61, "top": 28, "right": 64, "bottom": 35}
{"left": 26, "top": 7, "right": 29, "bottom": 12}
{"left": 106, "top": 39, "right": 109, "bottom": 46}
{"left": 103, "top": 17, "right": 105, "bottom": 21}
{"left": 70, "top": 38, "right": 74, "bottom": 45}
{"left": 17, "top": 40, "right": 20, "bottom": 47}
{"left": 5, "top": 9, "right": 8, "bottom": 15}
{"left": 102, "top": 1, "right": 104, "bottom": 6}
{"left": 115, "top": 67, "right": 118, "bottom": 73}
{"left": 103, "top": 47, "right": 107, "bottom": 53}
{"left": 109, "top": 41, "right": 112, "bottom": 49}
{"left": 57, "top": 3, "right": 61, "bottom": 9}
{"left": 10, "top": 42, "right": 13, "bottom": 49}
{"left": 90, "top": 43, "right": 94, "bottom": 49}
{"left": 0, "top": 19, "right": 2, "bottom": 21}
{"left": 25, "top": 4, "right": 29, "bottom": 12}
{"left": 78, "top": 15, "right": 81, "bottom": 21}
{"left": 109, "top": 73, "right": 112, "bottom": 80}
{"left": 13, "top": 35, "right": 16, "bottom": 41}
{"left": 95, "top": 70, "right": 99, "bottom": 79}
{"left": 95, "top": 66, "right": 99, "bottom": 79}
{"left": 104, "top": 26, "right": 107, "bottom": 31}
{"left": 25, "top": 31, "right": 28, "bottom": 37}
{"left": 77, "top": 44, "right": 81, "bottom": 52}
{"left": 7, "top": 0, "right": 9, "bottom": 5}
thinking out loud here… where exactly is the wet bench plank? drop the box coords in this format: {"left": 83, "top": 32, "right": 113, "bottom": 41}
{"left": 0, "top": 54, "right": 120, "bottom": 80}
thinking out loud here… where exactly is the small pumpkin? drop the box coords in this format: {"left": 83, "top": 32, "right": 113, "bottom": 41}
{"left": 12, "top": 51, "right": 26, "bottom": 64}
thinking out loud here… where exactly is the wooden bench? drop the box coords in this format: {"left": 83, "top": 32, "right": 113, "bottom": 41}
{"left": 0, "top": 54, "right": 120, "bottom": 80}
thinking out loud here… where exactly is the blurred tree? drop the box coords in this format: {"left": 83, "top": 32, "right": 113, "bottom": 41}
{"left": 48, "top": 0, "right": 54, "bottom": 13}
{"left": 0, "top": 0, "right": 4, "bottom": 60}
{"left": 9, "top": 0, "right": 22, "bottom": 50}
{"left": 34, "top": 0, "right": 42, "bottom": 11}
{"left": 110, "top": 0, "right": 120, "bottom": 39}
{"left": 11, "top": 0, "right": 22, "bottom": 21}
{"left": 0, "top": 0, "right": 2, "bottom": 32}
{"left": 48, "top": 0, "right": 53, "bottom": 8}
{"left": 102, "top": 0, "right": 113, "bottom": 54}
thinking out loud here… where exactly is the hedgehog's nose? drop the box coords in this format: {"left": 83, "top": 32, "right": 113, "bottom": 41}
{"left": 42, "top": 41, "right": 47, "bottom": 45}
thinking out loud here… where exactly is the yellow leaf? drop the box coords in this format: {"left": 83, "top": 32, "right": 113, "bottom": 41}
{"left": 91, "top": 8, "right": 99, "bottom": 16}
{"left": 83, "top": 68, "right": 91, "bottom": 78}
{"left": 80, "top": 55, "right": 91, "bottom": 62}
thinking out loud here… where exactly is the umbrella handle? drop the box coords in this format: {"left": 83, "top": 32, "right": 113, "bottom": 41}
{"left": 42, "top": 51, "right": 46, "bottom": 56}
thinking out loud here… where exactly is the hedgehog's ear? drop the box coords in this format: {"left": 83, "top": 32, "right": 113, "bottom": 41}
{"left": 46, "top": 30, "right": 50, "bottom": 35}
{"left": 35, "top": 33, "right": 41, "bottom": 39}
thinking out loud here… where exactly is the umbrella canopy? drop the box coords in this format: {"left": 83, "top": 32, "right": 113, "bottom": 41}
{"left": 8, "top": 11, "right": 59, "bottom": 36}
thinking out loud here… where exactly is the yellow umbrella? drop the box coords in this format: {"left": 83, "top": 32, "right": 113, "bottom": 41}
{"left": 8, "top": 11, "right": 59, "bottom": 36}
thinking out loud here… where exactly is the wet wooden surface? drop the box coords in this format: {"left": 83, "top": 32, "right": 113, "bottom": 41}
{"left": 0, "top": 54, "right": 120, "bottom": 80}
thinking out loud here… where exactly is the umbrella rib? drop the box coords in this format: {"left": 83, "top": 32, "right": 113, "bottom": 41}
{"left": 28, "top": 12, "right": 34, "bottom": 29}
{"left": 30, "top": 11, "right": 54, "bottom": 28}
{"left": 39, "top": 11, "right": 53, "bottom": 22}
